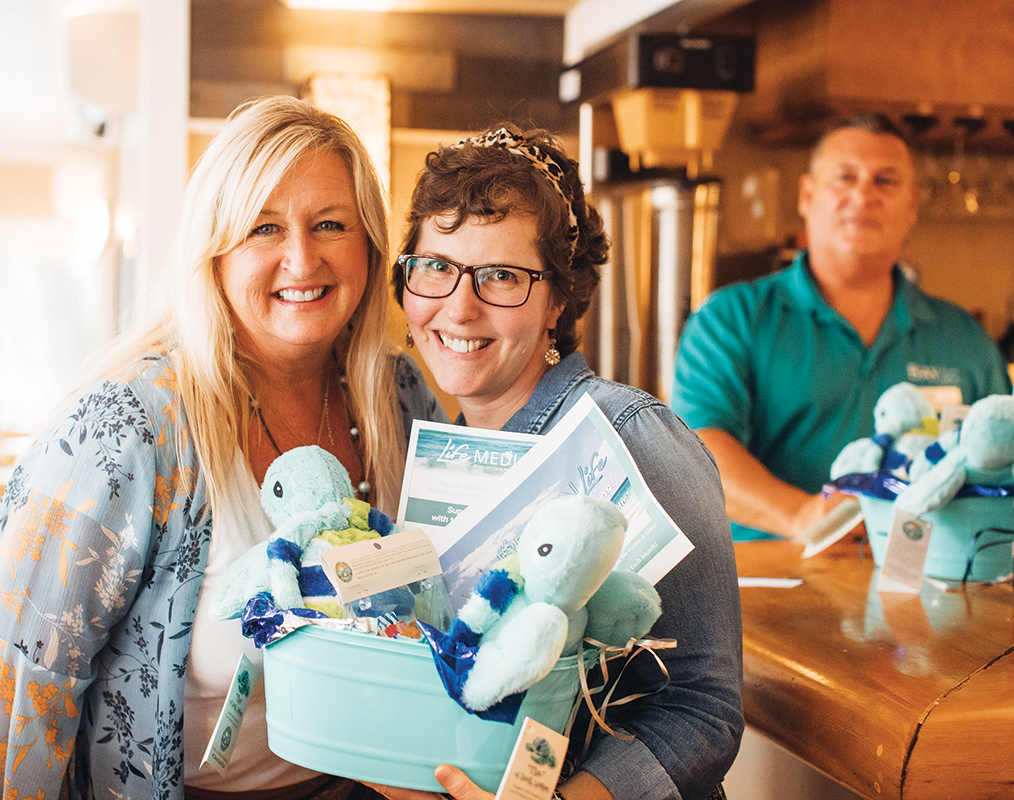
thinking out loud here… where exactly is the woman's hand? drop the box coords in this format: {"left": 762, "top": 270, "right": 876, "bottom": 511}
{"left": 363, "top": 764, "right": 494, "bottom": 800}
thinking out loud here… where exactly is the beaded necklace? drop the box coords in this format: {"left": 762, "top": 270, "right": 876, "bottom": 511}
{"left": 252, "top": 372, "right": 371, "bottom": 501}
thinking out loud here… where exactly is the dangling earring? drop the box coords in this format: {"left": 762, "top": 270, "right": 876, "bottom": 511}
{"left": 544, "top": 329, "right": 561, "bottom": 365}
{"left": 405, "top": 330, "right": 415, "bottom": 349}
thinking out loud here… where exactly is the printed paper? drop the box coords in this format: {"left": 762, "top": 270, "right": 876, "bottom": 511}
{"left": 430, "top": 394, "right": 694, "bottom": 612}
{"left": 201, "top": 653, "right": 261, "bottom": 776}
{"left": 320, "top": 528, "right": 443, "bottom": 603}
{"left": 877, "top": 507, "right": 933, "bottom": 594}
{"left": 397, "top": 421, "right": 540, "bottom": 540}
{"left": 494, "top": 717, "right": 569, "bottom": 800}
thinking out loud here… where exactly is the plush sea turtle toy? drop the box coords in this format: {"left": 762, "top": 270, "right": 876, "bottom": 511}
{"left": 895, "top": 394, "right": 1014, "bottom": 517}
{"left": 210, "top": 445, "right": 399, "bottom": 620}
{"left": 421, "top": 495, "right": 662, "bottom": 717}
{"left": 830, "top": 382, "right": 938, "bottom": 481}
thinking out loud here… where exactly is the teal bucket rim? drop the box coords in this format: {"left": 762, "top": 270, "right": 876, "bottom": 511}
{"left": 266, "top": 622, "right": 585, "bottom": 669}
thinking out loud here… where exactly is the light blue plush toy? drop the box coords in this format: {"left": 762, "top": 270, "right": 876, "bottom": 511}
{"left": 210, "top": 445, "right": 395, "bottom": 620}
{"left": 907, "top": 427, "right": 960, "bottom": 483}
{"left": 444, "top": 495, "right": 662, "bottom": 713}
{"left": 830, "top": 382, "right": 938, "bottom": 481}
{"left": 896, "top": 394, "right": 1014, "bottom": 517}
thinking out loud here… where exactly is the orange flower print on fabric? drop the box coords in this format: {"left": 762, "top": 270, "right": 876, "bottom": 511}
{"left": 152, "top": 475, "right": 179, "bottom": 527}
{"left": 150, "top": 362, "right": 183, "bottom": 450}
{"left": 149, "top": 361, "right": 178, "bottom": 396}
{"left": 1, "top": 648, "right": 15, "bottom": 717}
{"left": 0, "top": 483, "right": 95, "bottom": 587}
{"left": 1, "top": 649, "right": 78, "bottom": 783}
{"left": 0, "top": 589, "right": 29, "bottom": 625}
{"left": 3, "top": 786, "right": 49, "bottom": 800}
{"left": 152, "top": 466, "right": 195, "bottom": 528}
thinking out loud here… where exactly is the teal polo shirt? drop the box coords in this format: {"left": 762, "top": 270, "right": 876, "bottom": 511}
{"left": 671, "top": 250, "right": 1012, "bottom": 540}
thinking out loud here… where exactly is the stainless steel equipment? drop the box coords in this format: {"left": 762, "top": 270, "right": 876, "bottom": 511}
{"left": 583, "top": 170, "right": 719, "bottom": 403}
{"left": 565, "top": 33, "right": 750, "bottom": 401}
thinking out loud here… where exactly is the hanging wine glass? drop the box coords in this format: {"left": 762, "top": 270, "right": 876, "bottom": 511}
{"left": 902, "top": 112, "right": 941, "bottom": 215}
{"left": 948, "top": 116, "right": 985, "bottom": 217}
{"left": 998, "top": 120, "right": 1014, "bottom": 220}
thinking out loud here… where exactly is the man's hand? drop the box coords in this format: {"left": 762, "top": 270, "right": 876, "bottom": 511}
{"left": 697, "top": 428, "right": 865, "bottom": 542}
{"left": 787, "top": 491, "right": 864, "bottom": 545}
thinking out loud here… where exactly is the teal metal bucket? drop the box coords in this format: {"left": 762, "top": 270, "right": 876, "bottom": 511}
{"left": 263, "top": 625, "right": 581, "bottom": 792}
{"left": 859, "top": 495, "right": 1014, "bottom": 581}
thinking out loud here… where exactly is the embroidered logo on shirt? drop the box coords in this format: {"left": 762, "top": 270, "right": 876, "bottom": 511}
{"left": 907, "top": 363, "right": 961, "bottom": 385}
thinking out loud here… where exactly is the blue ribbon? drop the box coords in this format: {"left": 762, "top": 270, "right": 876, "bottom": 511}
{"left": 825, "top": 471, "right": 1014, "bottom": 501}
{"left": 240, "top": 592, "right": 326, "bottom": 648}
{"left": 417, "top": 621, "right": 527, "bottom": 724}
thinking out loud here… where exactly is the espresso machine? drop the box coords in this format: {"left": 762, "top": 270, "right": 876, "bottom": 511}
{"left": 564, "top": 32, "right": 753, "bottom": 402}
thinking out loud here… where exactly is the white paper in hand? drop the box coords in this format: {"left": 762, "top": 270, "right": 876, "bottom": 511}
{"left": 801, "top": 498, "right": 864, "bottom": 558}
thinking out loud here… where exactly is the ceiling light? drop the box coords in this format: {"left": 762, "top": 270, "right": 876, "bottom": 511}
{"left": 282, "top": 0, "right": 576, "bottom": 14}
{"left": 284, "top": 0, "right": 400, "bottom": 9}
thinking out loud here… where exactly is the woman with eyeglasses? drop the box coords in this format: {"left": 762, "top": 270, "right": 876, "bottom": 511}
{"left": 377, "top": 127, "right": 744, "bottom": 800}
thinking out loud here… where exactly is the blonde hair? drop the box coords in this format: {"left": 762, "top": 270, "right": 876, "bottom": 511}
{"left": 90, "top": 96, "right": 404, "bottom": 513}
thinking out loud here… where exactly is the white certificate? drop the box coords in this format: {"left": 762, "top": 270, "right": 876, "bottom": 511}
{"left": 396, "top": 420, "right": 540, "bottom": 541}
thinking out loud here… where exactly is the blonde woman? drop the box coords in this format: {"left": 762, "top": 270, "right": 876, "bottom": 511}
{"left": 0, "top": 96, "right": 445, "bottom": 800}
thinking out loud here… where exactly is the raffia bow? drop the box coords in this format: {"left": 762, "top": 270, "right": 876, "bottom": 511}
{"left": 563, "top": 634, "right": 679, "bottom": 769}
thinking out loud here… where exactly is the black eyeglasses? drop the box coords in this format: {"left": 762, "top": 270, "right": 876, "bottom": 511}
{"left": 398, "top": 255, "right": 553, "bottom": 308}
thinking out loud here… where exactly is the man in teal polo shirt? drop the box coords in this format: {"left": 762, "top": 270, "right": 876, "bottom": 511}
{"left": 671, "top": 113, "right": 1012, "bottom": 541}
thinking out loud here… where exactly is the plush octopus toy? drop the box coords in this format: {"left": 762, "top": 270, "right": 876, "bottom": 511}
{"left": 830, "top": 381, "right": 939, "bottom": 482}
{"left": 896, "top": 394, "right": 1014, "bottom": 517}
{"left": 210, "top": 445, "right": 399, "bottom": 622}
{"left": 421, "top": 494, "right": 662, "bottom": 720}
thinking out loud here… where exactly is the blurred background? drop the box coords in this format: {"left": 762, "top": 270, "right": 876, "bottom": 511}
{"left": 5, "top": 0, "right": 1014, "bottom": 438}
{"left": 4, "top": 2, "right": 1014, "bottom": 798}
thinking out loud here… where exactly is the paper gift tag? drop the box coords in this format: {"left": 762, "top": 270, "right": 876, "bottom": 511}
{"left": 494, "top": 717, "right": 569, "bottom": 800}
{"left": 201, "top": 653, "right": 261, "bottom": 776}
{"left": 801, "top": 497, "right": 864, "bottom": 558}
{"left": 877, "top": 507, "right": 933, "bottom": 594}
{"left": 320, "top": 527, "right": 443, "bottom": 604}
{"left": 938, "top": 402, "right": 971, "bottom": 434}
{"left": 916, "top": 385, "right": 962, "bottom": 415}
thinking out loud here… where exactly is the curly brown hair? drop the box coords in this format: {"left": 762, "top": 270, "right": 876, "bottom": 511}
{"left": 393, "top": 125, "right": 608, "bottom": 358}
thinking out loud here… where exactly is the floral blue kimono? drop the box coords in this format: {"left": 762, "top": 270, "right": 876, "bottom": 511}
{"left": 0, "top": 352, "right": 444, "bottom": 800}
{"left": 1, "top": 354, "right": 210, "bottom": 799}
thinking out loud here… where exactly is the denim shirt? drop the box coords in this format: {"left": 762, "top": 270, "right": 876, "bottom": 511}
{"left": 500, "top": 353, "right": 744, "bottom": 800}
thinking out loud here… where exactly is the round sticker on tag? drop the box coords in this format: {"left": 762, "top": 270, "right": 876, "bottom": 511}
{"left": 334, "top": 562, "right": 353, "bottom": 582}
{"left": 903, "top": 521, "right": 924, "bottom": 541}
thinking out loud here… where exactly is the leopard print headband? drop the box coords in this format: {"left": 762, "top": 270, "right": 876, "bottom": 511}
{"left": 453, "top": 128, "right": 579, "bottom": 255}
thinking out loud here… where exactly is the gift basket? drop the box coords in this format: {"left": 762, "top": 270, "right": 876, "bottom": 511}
{"left": 261, "top": 625, "right": 581, "bottom": 792}
{"left": 211, "top": 447, "right": 667, "bottom": 791}
{"left": 828, "top": 385, "right": 1014, "bottom": 582}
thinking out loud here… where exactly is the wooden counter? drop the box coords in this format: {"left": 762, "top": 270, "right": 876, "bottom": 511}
{"left": 735, "top": 539, "right": 1014, "bottom": 800}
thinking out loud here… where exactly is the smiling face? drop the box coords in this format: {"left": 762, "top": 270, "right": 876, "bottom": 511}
{"left": 799, "top": 127, "right": 918, "bottom": 282}
{"left": 403, "top": 213, "right": 564, "bottom": 429}
{"left": 217, "top": 150, "right": 369, "bottom": 368}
